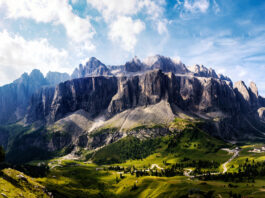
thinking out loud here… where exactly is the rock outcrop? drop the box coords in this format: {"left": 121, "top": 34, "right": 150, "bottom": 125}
{"left": 188, "top": 64, "right": 232, "bottom": 82}
{"left": 71, "top": 57, "right": 112, "bottom": 79}
{"left": 124, "top": 56, "right": 144, "bottom": 72}
{"left": 26, "top": 76, "right": 118, "bottom": 123}
{"left": 143, "top": 55, "right": 188, "bottom": 74}
{"left": 189, "top": 64, "right": 218, "bottom": 78}
{"left": 258, "top": 108, "right": 265, "bottom": 121}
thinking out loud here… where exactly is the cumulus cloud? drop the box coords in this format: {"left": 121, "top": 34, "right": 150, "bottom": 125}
{"left": 0, "top": 0, "right": 95, "bottom": 52}
{"left": 86, "top": 0, "right": 167, "bottom": 51}
{"left": 0, "top": 30, "right": 69, "bottom": 85}
{"left": 109, "top": 16, "right": 145, "bottom": 52}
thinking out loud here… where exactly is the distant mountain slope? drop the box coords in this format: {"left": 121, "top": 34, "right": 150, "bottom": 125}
{"left": 0, "top": 70, "right": 48, "bottom": 124}
{"left": 0, "top": 70, "right": 70, "bottom": 124}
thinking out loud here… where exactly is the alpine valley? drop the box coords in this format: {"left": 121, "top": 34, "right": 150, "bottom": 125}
{"left": 1, "top": 55, "right": 265, "bottom": 198}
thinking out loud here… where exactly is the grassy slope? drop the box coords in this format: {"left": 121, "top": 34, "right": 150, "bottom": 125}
{"left": 2, "top": 118, "right": 265, "bottom": 197}
{"left": 32, "top": 158, "right": 265, "bottom": 198}
{"left": 0, "top": 168, "right": 50, "bottom": 198}
{"left": 92, "top": 118, "right": 231, "bottom": 171}
{"left": 227, "top": 144, "right": 265, "bottom": 173}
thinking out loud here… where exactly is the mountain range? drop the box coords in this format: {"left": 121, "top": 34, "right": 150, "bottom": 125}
{"left": 0, "top": 55, "right": 265, "bottom": 164}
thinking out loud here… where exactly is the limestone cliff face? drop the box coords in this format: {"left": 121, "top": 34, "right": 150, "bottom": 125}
{"left": 258, "top": 108, "right": 265, "bottom": 122}
{"left": 233, "top": 81, "right": 264, "bottom": 111}
{"left": 26, "top": 77, "right": 118, "bottom": 123}
{"left": 249, "top": 81, "right": 259, "bottom": 107}
{"left": 234, "top": 81, "right": 251, "bottom": 109}
{"left": 108, "top": 70, "right": 167, "bottom": 115}
{"left": 26, "top": 70, "right": 244, "bottom": 128}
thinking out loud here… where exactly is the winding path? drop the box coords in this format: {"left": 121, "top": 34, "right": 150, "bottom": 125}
{"left": 222, "top": 149, "right": 239, "bottom": 173}
{"left": 184, "top": 148, "right": 240, "bottom": 177}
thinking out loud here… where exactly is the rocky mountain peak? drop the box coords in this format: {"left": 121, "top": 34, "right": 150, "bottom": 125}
{"left": 234, "top": 80, "right": 251, "bottom": 105}
{"left": 249, "top": 81, "right": 258, "bottom": 97}
{"left": 71, "top": 57, "right": 112, "bottom": 79}
{"left": 189, "top": 64, "right": 218, "bottom": 78}
{"left": 125, "top": 56, "right": 143, "bottom": 72}
{"left": 85, "top": 57, "right": 104, "bottom": 68}
{"left": 218, "top": 73, "right": 232, "bottom": 82}
{"left": 142, "top": 55, "right": 188, "bottom": 74}
{"left": 143, "top": 55, "right": 162, "bottom": 66}
{"left": 29, "top": 69, "right": 44, "bottom": 79}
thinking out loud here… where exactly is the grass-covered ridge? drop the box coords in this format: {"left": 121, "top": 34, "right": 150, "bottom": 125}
{"left": 0, "top": 168, "right": 50, "bottom": 197}
{"left": 92, "top": 118, "right": 230, "bottom": 166}
{"left": 92, "top": 136, "right": 164, "bottom": 164}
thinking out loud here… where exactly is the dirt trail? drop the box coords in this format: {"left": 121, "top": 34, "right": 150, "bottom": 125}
{"left": 222, "top": 149, "right": 239, "bottom": 173}
{"left": 184, "top": 148, "right": 240, "bottom": 177}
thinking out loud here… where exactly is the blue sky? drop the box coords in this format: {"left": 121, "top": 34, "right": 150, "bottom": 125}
{"left": 0, "top": 0, "right": 265, "bottom": 95}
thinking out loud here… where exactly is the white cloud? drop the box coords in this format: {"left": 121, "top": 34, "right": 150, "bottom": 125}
{"left": 0, "top": 30, "right": 69, "bottom": 85}
{"left": 109, "top": 16, "right": 145, "bottom": 52}
{"left": 86, "top": 0, "right": 167, "bottom": 51}
{"left": 139, "top": 0, "right": 167, "bottom": 34}
{"left": 184, "top": 0, "right": 210, "bottom": 13}
{"left": 86, "top": 0, "right": 140, "bottom": 21}
{"left": 0, "top": 0, "right": 95, "bottom": 52}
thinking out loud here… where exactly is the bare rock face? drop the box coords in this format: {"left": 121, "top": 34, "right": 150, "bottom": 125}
{"left": 27, "top": 69, "right": 241, "bottom": 126}
{"left": 143, "top": 55, "right": 188, "bottom": 74}
{"left": 249, "top": 81, "right": 259, "bottom": 107}
{"left": 258, "top": 108, "right": 265, "bottom": 121}
{"left": 218, "top": 73, "right": 232, "bottom": 82}
{"left": 234, "top": 81, "right": 251, "bottom": 109}
{"left": 108, "top": 70, "right": 167, "bottom": 115}
{"left": 25, "top": 86, "right": 56, "bottom": 123}
{"left": 71, "top": 57, "right": 112, "bottom": 79}
{"left": 26, "top": 76, "right": 118, "bottom": 123}
{"left": 189, "top": 64, "right": 218, "bottom": 78}
{"left": 188, "top": 64, "right": 232, "bottom": 82}
{"left": 249, "top": 82, "right": 258, "bottom": 97}
{"left": 197, "top": 78, "right": 238, "bottom": 112}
